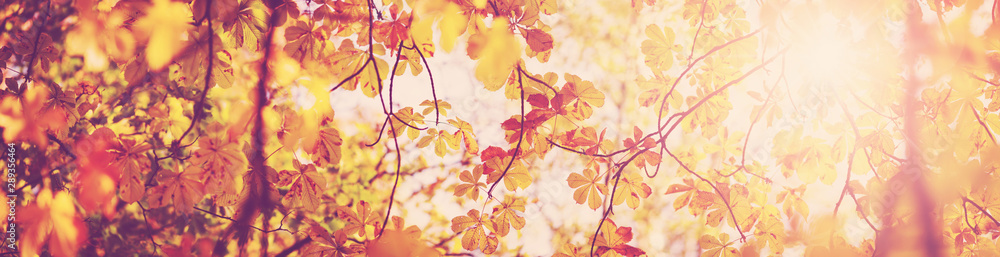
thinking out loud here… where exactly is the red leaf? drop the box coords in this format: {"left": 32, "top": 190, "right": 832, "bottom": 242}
{"left": 527, "top": 94, "right": 549, "bottom": 108}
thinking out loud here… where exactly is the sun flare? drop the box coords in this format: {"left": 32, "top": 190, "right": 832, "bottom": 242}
{"left": 787, "top": 14, "right": 860, "bottom": 85}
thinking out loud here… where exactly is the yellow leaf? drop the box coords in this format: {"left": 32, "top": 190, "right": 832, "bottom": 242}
{"left": 525, "top": 28, "right": 554, "bottom": 53}
{"left": 305, "top": 128, "right": 343, "bottom": 167}
{"left": 439, "top": 4, "right": 467, "bottom": 52}
{"left": 21, "top": 190, "right": 88, "bottom": 257}
{"left": 338, "top": 201, "right": 381, "bottom": 239}
{"left": 491, "top": 197, "right": 526, "bottom": 236}
{"left": 475, "top": 18, "right": 520, "bottom": 91}
{"left": 448, "top": 118, "right": 479, "bottom": 155}
{"left": 641, "top": 24, "right": 677, "bottom": 71}
{"left": 136, "top": 0, "right": 192, "bottom": 71}
{"left": 454, "top": 167, "right": 486, "bottom": 200}
{"left": 451, "top": 209, "right": 496, "bottom": 252}
{"left": 278, "top": 160, "right": 327, "bottom": 210}
{"left": 503, "top": 165, "right": 533, "bottom": 191}
{"left": 567, "top": 169, "right": 607, "bottom": 210}
{"left": 563, "top": 74, "right": 605, "bottom": 107}
{"left": 613, "top": 173, "right": 652, "bottom": 209}
{"left": 700, "top": 233, "right": 739, "bottom": 257}
{"left": 754, "top": 206, "right": 785, "bottom": 254}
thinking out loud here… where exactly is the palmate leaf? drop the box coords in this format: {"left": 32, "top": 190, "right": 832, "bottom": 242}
{"left": 454, "top": 167, "right": 487, "bottom": 200}
{"left": 612, "top": 173, "right": 653, "bottom": 209}
{"left": 700, "top": 233, "right": 739, "bottom": 257}
{"left": 415, "top": 128, "right": 460, "bottom": 157}
{"left": 641, "top": 24, "right": 678, "bottom": 71}
{"left": 147, "top": 166, "right": 206, "bottom": 213}
{"left": 337, "top": 201, "right": 381, "bottom": 239}
{"left": 451, "top": 209, "right": 499, "bottom": 254}
{"left": 754, "top": 206, "right": 785, "bottom": 254}
{"left": 222, "top": 0, "right": 267, "bottom": 50}
{"left": 191, "top": 137, "right": 247, "bottom": 194}
{"left": 278, "top": 160, "right": 326, "bottom": 210}
{"left": 328, "top": 39, "right": 390, "bottom": 97}
{"left": 111, "top": 137, "right": 152, "bottom": 203}
{"left": 475, "top": 19, "right": 519, "bottom": 91}
{"left": 503, "top": 165, "right": 533, "bottom": 191}
{"left": 567, "top": 169, "right": 608, "bottom": 210}
{"left": 284, "top": 20, "right": 327, "bottom": 62}
{"left": 304, "top": 127, "right": 343, "bottom": 167}
{"left": 302, "top": 220, "right": 361, "bottom": 257}
{"left": 135, "top": 0, "right": 192, "bottom": 71}
{"left": 490, "top": 197, "right": 526, "bottom": 236}
{"left": 593, "top": 219, "right": 646, "bottom": 256}
{"left": 169, "top": 28, "right": 236, "bottom": 89}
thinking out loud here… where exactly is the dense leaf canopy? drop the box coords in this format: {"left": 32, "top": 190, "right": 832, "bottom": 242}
{"left": 1, "top": 0, "right": 999, "bottom": 256}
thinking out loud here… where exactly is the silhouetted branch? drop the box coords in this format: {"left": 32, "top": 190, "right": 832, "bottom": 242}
{"left": 486, "top": 66, "right": 526, "bottom": 198}
{"left": 962, "top": 196, "right": 1000, "bottom": 227}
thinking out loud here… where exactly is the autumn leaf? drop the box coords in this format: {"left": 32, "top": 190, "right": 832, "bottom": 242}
{"left": 161, "top": 234, "right": 214, "bottom": 257}
{"left": 284, "top": 20, "right": 326, "bottom": 62}
{"left": 12, "top": 32, "right": 58, "bottom": 71}
{"left": 278, "top": 160, "right": 327, "bottom": 210}
{"left": 490, "top": 196, "right": 526, "bottom": 236}
{"left": 525, "top": 28, "right": 554, "bottom": 53}
{"left": 454, "top": 166, "right": 486, "bottom": 200}
{"left": 191, "top": 137, "right": 247, "bottom": 194}
{"left": 147, "top": 165, "right": 206, "bottom": 213}
{"left": 148, "top": 97, "right": 192, "bottom": 139}
{"left": 64, "top": 1, "right": 135, "bottom": 71}
{"left": 449, "top": 118, "right": 479, "bottom": 155}
{"left": 135, "top": 0, "right": 192, "bottom": 71}
{"left": 302, "top": 220, "right": 361, "bottom": 256}
{"left": 568, "top": 169, "right": 608, "bottom": 210}
{"left": 416, "top": 128, "right": 460, "bottom": 157}
{"left": 110, "top": 136, "right": 152, "bottom": 203}
{"left": 304, "top": 127, "right": 343, "bottom": 167}
{"left": 503, "top": 165, "right": 533, "bottom": 191}
{"left": 593, "top": 219, "right": 646, "bottom": 256}
{"left": 389, "top": 107, "right": 426, "bottom": 139}
{"left": 0, "top": 84, "right": 61, "bottom": 145}
{"left": 21, "top": 189, "right": 88, "bottom": 257}
{"left": 700, "top": 233, "right": 739, "bottom": 257}
{"left": 563, "top": 74, "right": 606, "bottom": 108}
{"left": 475, "top": 18, "right": 520, "bottom": 91}
{"left": 451, "top": 209, "right": 498, "bottom": 253}
{"left": 222, "top": 0, "right": 267, "bottom": 50}
{"left": 641, "top": 24, "right": 679, "bottom": 71}
{"left": 754, "top": 206, "right": 785, "bottom": 254}
{"left": 338, "top": 201, "right": 382, "bottom": 240}
{"left": 666, "top": 178, "right": 697, "bottom": 211}
{"left": 613, "top": 172, "right": 653, "bottom": 209}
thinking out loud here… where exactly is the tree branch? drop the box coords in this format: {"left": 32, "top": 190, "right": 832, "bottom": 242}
{"left": 486, "top": 65, "right": 526, "bottom": 198}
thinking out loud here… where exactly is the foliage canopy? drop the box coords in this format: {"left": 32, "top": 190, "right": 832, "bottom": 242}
{"left": 1, "top": 0, "right": 1000, "bottom": 256}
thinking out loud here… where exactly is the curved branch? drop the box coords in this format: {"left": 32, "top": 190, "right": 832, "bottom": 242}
{"left": 410, "top": 39, "right": 441, "bottom": 124}
{"left": 665, "top": 148, "right": 746, "bottom": 242}
{"left": 833, "top": 96, "right": 861, "bottom": 216}
{"left": 589, "top": 166, "right": 625, "bottom": 256}
{"left": 962, "top": 196, "right": 1000, "bottom": 227}
{"left": 486, "top": 66, "right": 526, "bottom": 198}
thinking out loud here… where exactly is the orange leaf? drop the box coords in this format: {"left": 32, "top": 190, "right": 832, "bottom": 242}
{"left": 21, "top": 189, "right": 88, "bottom": 257}
{"left": 567, "top": 169, "right": 607, "bottom": 210}
{"left": 147, "top": 165, "right": 206, "bottom": 213}
{"left": 278, "top": 160, "right": 327, "bottom": 210}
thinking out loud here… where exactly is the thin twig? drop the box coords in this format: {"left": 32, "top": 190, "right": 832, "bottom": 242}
{"left": 486, "top": 66, "right": 526, "bottom": 198}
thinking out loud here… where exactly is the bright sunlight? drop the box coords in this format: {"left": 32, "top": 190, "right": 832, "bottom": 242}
{"left": 786, "top": 12, "right": 861, "bottom": 86}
